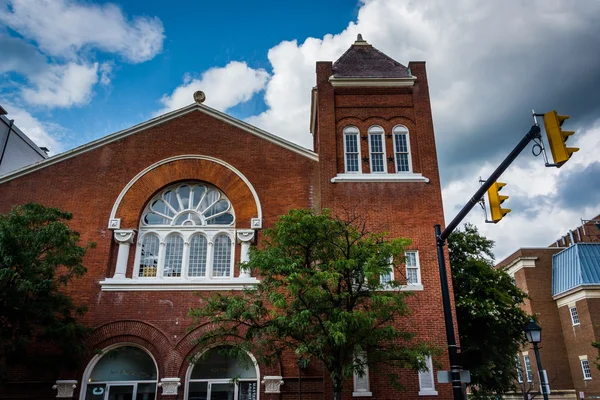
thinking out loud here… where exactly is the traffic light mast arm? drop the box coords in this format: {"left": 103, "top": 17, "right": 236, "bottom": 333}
{"left": 437, "top": 124, "right": 541, "bottom": 243}
{"left": 434, "top": 123, "right": 541, "bottom": 400}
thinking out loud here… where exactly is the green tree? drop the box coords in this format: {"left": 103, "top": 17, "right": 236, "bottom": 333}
{"left": 189, "top": 209, "right": 433, "bottom": 400}
{"left": 448, "top": 223, "right": 530, "bottom": 399}
{"left": 0, "top": 203, "right": 92, "bottom": 374}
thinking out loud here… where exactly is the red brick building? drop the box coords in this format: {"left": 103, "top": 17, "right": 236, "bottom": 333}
{"left": 0, "top": 36, "right": 453, "bottom": 400}
{"left": 497, "top": 218, "right": 600, "bottom": 400}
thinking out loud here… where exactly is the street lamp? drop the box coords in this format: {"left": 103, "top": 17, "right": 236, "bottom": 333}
{"left": 523, "top": 318, "right": 548, "bottom": 400}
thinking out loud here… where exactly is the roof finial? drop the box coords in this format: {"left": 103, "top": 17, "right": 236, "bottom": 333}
{"left": 193, "top": 91, "right": 206, "bottom": 104}
{"left": 354, "top": 34, "right": 368, "bottom": 46}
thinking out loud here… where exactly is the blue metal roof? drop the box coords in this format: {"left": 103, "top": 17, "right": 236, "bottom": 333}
{"left": 553, "top": 243, "right": 600, "bottom": 296}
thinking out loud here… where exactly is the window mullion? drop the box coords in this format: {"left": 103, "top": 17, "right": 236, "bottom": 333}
{"left": 157, "top": 238, "right": 166, "bottom": 278}
{"left": 182, "top": 236, "right": 191, "bottom": 279}
{"left": 206, "top": 238, "right": 214, "bottom": 279}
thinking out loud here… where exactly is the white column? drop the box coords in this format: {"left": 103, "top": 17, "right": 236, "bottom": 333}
{"left": 159, "top": 378, "right": 181, "bottom": 396}
{"left": 206, "top": 238, "right": 214, "bottom": 279}
{"left": 113, "top": 230, "right": 135, "bottom": 279}
{"left": 157, "top": 241, "right": 166, "bottom": 278}
{"left": 181, "top": 239, "right": 191, "bottom": 279}
{"left": 53, "top": 380, "right": 77, "bottom": 398}
{"left": 237, "top": 229, "right": 255, "bottom": 278}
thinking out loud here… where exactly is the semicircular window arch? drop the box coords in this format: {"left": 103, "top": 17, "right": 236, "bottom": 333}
{"left": 142, "top": 183, "right": 235, "bottom": 227}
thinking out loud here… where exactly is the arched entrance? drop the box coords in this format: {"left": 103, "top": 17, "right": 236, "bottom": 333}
{"left": 186, "top": 347, "right": 259, "bottom": 400}
{"left": 81, "top": 345, "right": 158, "bottom": 400}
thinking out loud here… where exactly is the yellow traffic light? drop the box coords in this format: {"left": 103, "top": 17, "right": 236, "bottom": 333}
{"left": 487, "top": 182, "right": 511, "bottom": 223}
{"left": 543, "top": 111, "right": 579, "bottom": 167}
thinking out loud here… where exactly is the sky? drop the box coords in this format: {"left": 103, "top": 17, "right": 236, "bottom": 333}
{"left": 1, "top": 0, "right": 600, "bottom": 260}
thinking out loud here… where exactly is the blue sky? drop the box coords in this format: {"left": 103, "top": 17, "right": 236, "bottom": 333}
{"left": 2, "top": 0, "right": 600, "bottom": 258}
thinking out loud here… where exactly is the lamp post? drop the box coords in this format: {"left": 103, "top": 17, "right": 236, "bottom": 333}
{"left": 523, "top": 318, "right": 549, "bottom": 400}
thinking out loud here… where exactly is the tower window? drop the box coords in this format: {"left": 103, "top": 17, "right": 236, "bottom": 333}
{"left": 343, "top": 126, "right": 361, "bottom": 173}
{"left": 393, "top": 125, "right": 412, "bottom": 173}
{"left": 368, "top": 126, "right": 386, "bottom": 173}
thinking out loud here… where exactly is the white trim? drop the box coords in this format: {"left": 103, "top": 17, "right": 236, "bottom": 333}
{"left": 406, "top": 250, "right": 422, "bottom": 286}
{"left": 353, "top": 352, "right": 371, "bottom": 397}
{"left": 183, "top": 346, "right": 260, "bottom": 400}
{"left": 329, "top": 76, "right": 416, "bottom": 87}
{"left": 99, "top": 277, "right": 259, "bottom": 291}
{"left": 555, "top": 287, "right": 600, "bottom": 307}
{"left": 343, "top": 126, "right": 362, "bottom": 174}
{"left": 109, "top": 155, "right": 263, "bottom": 229}
{"left": 579, "top": 355, "right": 588, "bottom": 361}
{"left": 392, "top": 125, "right": 413, "bottom": 174}
{"left": 502, "top": 257, "right": 538, "bottom": 277}
{"left": 523, "top": 354, "right": 533, "bottom": 382}
{"left": 0, "top": 103, "right": 317, "bottom": 185}
{"left": 79, "top": 343, "right": 159, "bottom": 400}
{"left": 330, "top": 173, "right": 429, "bottom": 183}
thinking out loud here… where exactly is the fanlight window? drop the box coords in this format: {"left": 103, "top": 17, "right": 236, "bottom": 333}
{"left": 142, "top": 183, "right": 235, "bottom": 226}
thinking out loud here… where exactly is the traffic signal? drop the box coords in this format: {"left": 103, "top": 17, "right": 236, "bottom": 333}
{"left": 543, "top": 111, "right": 579, "bottom": 167}
{"left": 487, "top": 182, "right": 511, "bottom": 223}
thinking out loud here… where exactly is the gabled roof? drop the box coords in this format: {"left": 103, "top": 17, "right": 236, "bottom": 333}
{"left": 332, "top": 35, "right": 412, "bottom": 79}
{"left": 0, "top": 102, "right": 318, "bottom": 184}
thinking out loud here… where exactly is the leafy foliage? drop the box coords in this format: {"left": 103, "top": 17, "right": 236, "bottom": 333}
{"left": 0, "top": 203, "right": 92, "bottom": 374}
{"left": 448, "top": 223, "right": 530, "bottom": 399}
{"left": 189, "top": 209, "right": 433, "bottom": 399}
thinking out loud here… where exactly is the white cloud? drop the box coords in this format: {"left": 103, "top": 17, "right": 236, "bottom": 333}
{"left": 442, "top": 122, "right": 600, "bottom": 260}
{"left": 156, "top": 62, "right": 269, "bottom": 115}
{"left": 2, "top": 103, "right": 63, "bottom": 154}
{"left": 0, "top": 0, "right": 164, "bottom": 63}
{"left": 21, "top": 62, "right": 100, "bottom": 108}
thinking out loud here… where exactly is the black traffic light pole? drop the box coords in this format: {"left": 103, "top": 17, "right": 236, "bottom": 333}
{"left": 435, "top": 124, "right": 542, "bottom": 400}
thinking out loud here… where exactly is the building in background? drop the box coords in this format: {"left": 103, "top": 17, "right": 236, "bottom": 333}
{"left": 0, "top": 36, "right": 455, "bottom": 400}
{"left": 0, "top": 105, "right": 48, "bottom": 177}
{"left": 497, "top": 217, "right": 600, "bottom": 400}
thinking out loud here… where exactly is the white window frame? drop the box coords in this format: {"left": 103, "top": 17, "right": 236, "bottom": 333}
{"left": 392, "top": 125, "right": 413, "bottom": 173}
{"left": 368, "top": 126, "right": 387, "bottom": 174}
{"left": 580, "top": 356, "right": 592, "bottom": 380}
{"left": 134, "top": 229, "right": 235, "bottom": 280}
{"left": 516, "top": 356, "right": 523, "bottom": 383}
{"left": 418, "top": 356, "right": 437, "bottom": 396}
{"left": 343, "top": 126, "right": 362, "bottom": 174}
{"left": 523, "top": 353, "right": 533, "bottom": 382}
{"left": 570, "top": 305, "right": 580, "bottom": 326}
{"left": 380, "top": 251, "right": 423, "bottom": 291}
{"left": 353, "top": 351, "right": 372, "bottom": 397}
{"left": 405, "top": 250, "right": 422, "bottom": 286}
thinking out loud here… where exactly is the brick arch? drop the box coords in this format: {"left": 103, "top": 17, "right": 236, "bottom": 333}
{"left": 87, "top": 320, "right": 173, "bottom": 353}
{"left": 174, "top": 323, "right": 282, "bottom": 378}
{"left": 110, "top": 155, "right": 262, "bottom": 230}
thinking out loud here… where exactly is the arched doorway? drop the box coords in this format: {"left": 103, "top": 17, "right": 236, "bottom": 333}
{"left": 186, "top": 347, "right": 258, "bottom": 400}
{"left": 82, "top": 345, "right": 158, "bottom": 400}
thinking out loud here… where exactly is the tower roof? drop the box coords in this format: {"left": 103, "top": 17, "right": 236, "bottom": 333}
{"left": 332, "top": 34, "right": 411, "bottom": 79}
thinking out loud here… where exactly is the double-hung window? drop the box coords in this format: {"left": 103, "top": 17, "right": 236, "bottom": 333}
{"left": 516, "top": 356, "right": 523, "bottom": 383}
{"left": 418, "top": 356, "right": 437, "bottom": 396}
{"left": 523, "top": 354, "right": 533, "bottom": 382}
{"left": 393, "top": 125, "right": 412, "bottom": 173}
{"left": 344, "top": 126, "right": 361, "bottom": 173}
{"left": 570, "top": 306, "right": 580, "bottom": 326}
{"left": 581, "top": 357, "right": 592, "bottom": 380}
{"left": 405, "top": 251, "right": 421, "bottom": 285}
{"left": 368, "top": 126, "right": 386, "bottom": 173}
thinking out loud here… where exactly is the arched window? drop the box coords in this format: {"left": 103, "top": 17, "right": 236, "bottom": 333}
{"left": 139, "top": 233, "right": 160, "bottom": 277}
{"left": 83, "top": 345, "right": 158, "bottom": 400}
{"left": 187, "top": 346, "right": 258, "bottom": 400}
{"left": 368, "top": 126, "right": 386, "bottom": 173}
{"left": 135, "top": 182, "right": 235, "bottom": 280}
{"left": 343, "top": 126, "right": 361, "bottom": 173}
{"left": 392, "top": 125, "right": 412, "bottom": 173}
